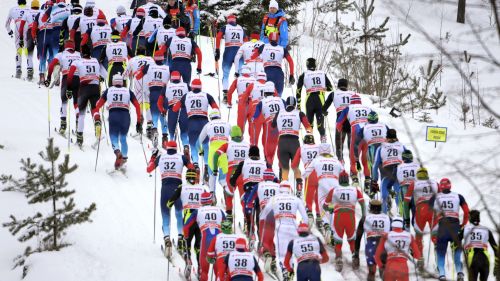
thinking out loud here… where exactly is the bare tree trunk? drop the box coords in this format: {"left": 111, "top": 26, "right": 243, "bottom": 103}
{"left": 457, "top": 0, "right": 466, "bottom": 23}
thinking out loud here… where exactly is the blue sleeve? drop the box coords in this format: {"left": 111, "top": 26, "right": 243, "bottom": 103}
{"left": 253, "top": 102, "right": 262, "bottom": 120}
{"left": 336, "top": 107, "right": 348, "bottom": 124}
{"left": 458, "top": 194, "right": 466, "bottom": 206}
{"left": 207, "top": 94, "right": 217, "bottom": 107}
{"left": 148, "top": 29, "right": 158, "bottom": 43}
{"left": 220, "top": 25, "right": 226, "bottom": 35}
{"left": 260, "top": 22, "right": 266, "bottom": 42}
{"left": 372, "top": 147, "right": 382, "bottom": 181}
{"left": 359, "top": 127, "right": 364, "bottom": 139}
{"left": 279, "top": 20, "right": 289, "bottom": 48}
{"left": 193, "top": 8, "right": 200, "bottom": 33}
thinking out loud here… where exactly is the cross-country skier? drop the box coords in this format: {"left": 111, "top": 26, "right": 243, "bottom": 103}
{"left": 291, "top": 134, "right": 322, "bottom": 230}
{"left": 219, "top": 238, "right": 264, "bottom": 281}
{"left": 100, "top": 30, "right": 130, "bottom": 86}
{"left": 172, "top": 79, "right": 219, "bottom": 167}
{"left": 374, "top": 217, "right": 424, "bottom": 281}
{"left": 323, "top": 171, "right": 366, "bottom": 271}
{"left": 229, "top": 145, "right": 266, "bottom": 246}
{"left": 295, "top": 58, "right": 333, "bottom": 143}
{"left": 284, "top": 223, "right": 329, "bottom": 281}
{"left": 138, "top": 0, "right": 167, "bottom": 19}
{"left": 119, "top": 7, "right": 145, "bottom": 55}
{"left": 212, "top": 125, "right": 250, "bottom": 221}
{"left": 139, "top": 7, "right": 163, "bottom": 55}
{"left": 336, "top": 93, "right": 372, "bottom": 183}
{"left": 124, "top": 46, "right": 154, "bottom": 138}
{"left": 66, "top": 44, "right": 106, "bottom": 146}
{"left": 359, "top": 111, "right": 389, "bottom": 190}
{"left": 147, "top": 141, "right": 195, "bottom": 257}
{"left": 165, "top": 168, "right": 206, "bottom": 276}
{"left": 371, "top": 129, "right": 407, "bottom": 213}
{"left": 255, "top": 168, "right": 279, "bottom": 276}
{"left": 239, "top": 71, "right": 267, "bottom": 145}
{"left": 396, "top": 150, "right": 419, "bottom": 220}
{"left": 17, "top": 0, "right": 39, "bottom": 81}
{"left": 41, "top": 0, "right": 70, "bottom": 61}
{"left": 463, "top": 210, "right": 499, "bottom": 281}
{"left": 157, "top": 71, "right": 189, "bottom": 148}
{"left": 225, "top": 66, "right": 255, "bottom": 131}
{"left": 93, "top": 73, "right": 143, "bottom": 169}
{"left": 60, "top": 4, "right": 82, "bottom": 51}
{"left": 322, "top": 78, "right": 354, "bottom": 161}
{"left": 194, "top": 192, "right": 226, "bottom": 281}
{"left": 70, "top": 3, "right": 103, "bottom": 48}
{"left": 149, "top": 17, "right": 176, "bottom": 61}
{"left": 136, "top": 49, "right": 170, "bottom": 148}
{"left": 252, "top": 81, "right": 284, "bottom": 166}
{"left": 46, "top": 40, "right": 81, "bottom": 135}
{"left": 403, "top": 167, "right": 438, "bottom": 254}
{"left": 198, "top": 109, "right": 231, "bottom": 200}
{"left": 81, "top": 13, "right": 111, "bottom": 68}
{"left": 182, "top": 0, "right": 200, "bottom": 38}
{"left": 354, "top": 199, "right": 391, "bottom": 281}
{"left": 260, "top": 0, "right": 288, "bottom": 48}
{"left": 260, "top": 181, "right": 309, "bottom": 281}
{"left": 302, "top": 143, "right": 344, "bottom": 233}
{"left": 31, "top": 2, "right": 53, "bottom": 83}
{"left": 233, "top": 31, "right": 265, "bottom": 77}
{"left": 6, "top": 0, "right": 29, "bottom": 78}
{"left": 215, "top": 14, "right": 247, "bottom": 94}
{"left": 252, "top": 32, "right": 294, "bottom": 96}
{"left": 110, "top": 5, "right": 131, "bottom": 34}
{"left": 271, "top": 96, "right": 312, "bottom": 181}
{"left": 429, "top": 178, "right": 470, "bottom": 281}
{"left": 207, "top": 220, "right": 246, "bottom": 281}
{"left": 165, "top": 26, "right": 202, "bottom": 86}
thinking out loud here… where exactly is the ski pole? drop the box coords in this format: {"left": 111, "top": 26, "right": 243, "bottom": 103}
{"left": 154, "top": 168, "right": 157, "bottom": 243}
{"left": 94, "top": 131, "right": 101, "bottom": 172}
{"left": 139, "top": 132, "right": 149, "bottom": 167}
{"left": 48, "top": 87, "right": 51, "bottom": 138}
{"left": 101, "top": 108, "right": 109, "bottom": 146}
{"left": 67, "top": 100, "right": 71, "bottom": 154}
{"left": 209, "top": 264, "right": 214, "bottom": 281}
{"left": 167, "top": 257, "right": 171, "bottom": 281}
{"left": 427, "top": 215, "right": 435, "bottom": 267}
{"left": 226, "top": 106, "right": 231, "bottom": 122}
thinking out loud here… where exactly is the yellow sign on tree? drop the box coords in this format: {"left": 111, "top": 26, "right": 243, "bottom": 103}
{"left": 426, "top": 126, "right": 447, "bottom": 147}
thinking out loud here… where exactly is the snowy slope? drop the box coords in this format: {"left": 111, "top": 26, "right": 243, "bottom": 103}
{"left": 1, "top": 0, "right": 499, "bottom": 281}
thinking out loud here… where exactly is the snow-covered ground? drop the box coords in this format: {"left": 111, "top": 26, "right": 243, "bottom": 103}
{"left": 1, "top": 0, "right": 499, "bottom": 280}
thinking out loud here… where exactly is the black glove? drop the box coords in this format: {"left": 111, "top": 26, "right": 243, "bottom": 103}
{"left": 417, "top": 258, "right": 424, "bottom": 272}
{"left": 136, "top": 122, "right": 143, "bottom": 134}
{"left": 199, "top": 150, "right": 204, "bottom": 156}
{"left": 151, "top": 148, "right": 159, "bottom": 158}
{"left": 323, "top": 110, "right": 328, "bottom": 116}
{"left": 196, "top": 68, "right": 202, "bottom": 74}
{"left": 213, "top": 170, "right": 218, "bottom": 177}
{"left": 19, "top": 39, "right": 24, "bottom": 48}
{"left": 99, "top": 77, "right": 105, "bottom": 83}
{"left": 404, "top": 218, "right": 410, "bottom": 230}
{"left": 234, "top": 72, "right": 239, "bottom": 78}
{"left": 8, "top": 30, "right": 13, "bottom": 37}
{"left": 371, "top": 181, "right": 380, "bottom": 193}
{"left": 66, "top": 89, "right": 73, "bottom": 99}
{"left": 214, "top": 49, "right": 220, "bottom": 61}
{"left": 44, "top": 79, "right": 51, "bottom": 87}
{"left": 289, "top": 75, "right": 295, "bottom": 85}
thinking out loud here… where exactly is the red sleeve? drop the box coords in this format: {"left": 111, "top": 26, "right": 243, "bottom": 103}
{"left": 404, "top": 182, "right": 414, "bottom": 202}
{"left": 207, "top": 237, "right": 216, "bottom": 258}
{"left": 257, "top": 271, "right": 264, "bottom": 281}
{"left": 69, "top": 28, "right": 76, "bottom": 42}
{"left": 195, "top": 46, "right": 202, "bottom": 69}
{"left": 461, "top": 202, "right": 470, "bottom": 227}
{"left": 157, "top": 95, "right": 166, "bottom": 113}
{"left": 92, "top": 97, "right": 106, "bottom": 115}
{"left": 47, "top": 58, "right": 60, "bottom": 78}
{"left": 285, "top": 53, "right": 294, "bottom": 76}
{"left": 250, "top": 48, "right": 259, "bottom": 60}
{"left": 41, "top": 11, "right": 49, "bottom": 23}
{"left": 172, "top": 100, "right": 181, "bottom": 112}
{"left": 31, "top": 21, "right": 38, "bottom": 40}
{"left": 132, "top": 99, "right": 142, "bottom": 122}
{"left": 284, "top": 249, "right": 293, "bottom": 272}
{"left": 374, "top": 234, "right": 387, "bottom": 268}
{"left": 67, "top": 65, "right": 77, "bottom": 85}
{"left": 81, "top": 33, "right": 90, "bottom": 46}
{"left": 357, "top": 189, "right": 364, "bottom": 202}
{"left": 410, "top": 235, "right": 422, "bottom": 259}
{"left": 300, "top": 112, "right": 312, "bottom": 131}
{"left": 226, "top": 79, "right": 237, "bottom": 105}
{"left": 216, "top": 143, "right": 229, "bottom": 154}
{"left": 215, "top": 31, "right": 223, "bottom": 49}
{"left": 19, "top": 20, "right": 26, "bottom": 39}
{"left": 320, "top": 248, "right": 329, "bottom": 263}
{"left": 241, "top": 83, "right": 253, "bottom": 104}
{"left": 135, "top": 65, "right": 146, "bottom": 80}
{"left": 218, "top": 262, "right": 228, "bottom": 281}
{"left": 325, "top": 188, "right": 334, "bottom": 204}
{"left": 210, "top": 100, "right": 219, "bottom": 110}
{"left": 120, "top": 26, "right": 129, "bottom": 40}
{"left": 291, "top": 148, "right": 301, "bottom": 169}
{"left": 243, "top": 35, "right": 249, "bottom": 42}
{"left": 146, "top": 156, "right": 158, "bottom": 173}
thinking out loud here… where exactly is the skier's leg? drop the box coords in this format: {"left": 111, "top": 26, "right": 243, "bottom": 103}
{"left": 179, "top": 109, "right": 190, "bottom": 146}
{"left": 120, "top": 113, "right": 131, "bottom": 157}
{"left": 108, "top": 112, "right": 120, "bottom": 152}
{"left": 160, "top": 184, "right": 172, "bottom": 237}
{"left": 167, "top": 108, "right": 179, "bottom": 141}
{"left": 221, "top": 47, "right": 235, "bottom": 91}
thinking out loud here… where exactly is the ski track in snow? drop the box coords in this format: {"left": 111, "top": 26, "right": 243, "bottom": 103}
{"left": 1, "top": 0, "right": 499, "bottom": 280}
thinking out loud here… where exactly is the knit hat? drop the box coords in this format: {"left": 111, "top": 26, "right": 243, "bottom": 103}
{"left": 31, "top": 0, "right": 40, "bottom": 8}
{"left": 230, "top": 126, "right": 242, "bottom": 138}
{"left": 269, "top": 0, "right": 279, "bottom": 10}
{"left": 263, "top": 168, "right": 275, "bottom": 181}
{"left": 136, "top": 7, "right": 145, "bottom": 17}
{"left": 153, "top": 50, "right": 164, "bottom": 61}
{"left": 416, "top": 167, "right": 428, "bottom": 180}
{"left": 166, "top": 141, "right": 177, "bottom": 150}
{"left": 176, "top": 27, "right": 186, "bottom": 37}
{"left": 227, "top": 14, "right": 236, "bottom": 23}
{"left": 391, "top": 217, "right": 404, "bottom": 229}
{"left": 350, "top": 94, "right": 361, "bottom": 104}
{"left": 84, "top": 0, "right": 94, "bottom": 7}
{"left": 200, "top": 192, "right": 213, "bottom": 205}
{"left": 116, "top": 5, "right": 126, "bottom": 15}
{"left": 170, "top": 71, "right": 181, "bottom": 81}
{"left": 319, "top": 143, "right": 332, "bottom": 154}
{"left": 386, "top": 128, "right": 397, "bottom": 140}
{"left": 248, "top": 145, "right": 260, "bottom": 158}
{"left": 263, "top": 81, "right": 275, "bottom": 95}
{"left": 112, "top": 73, "right": 123, "bottom": 86}
{"left": 191, "top": 79, "right": 202, "bottom": 90}
{"left": 278, "top": 180, "right": 291, "bottom": 194}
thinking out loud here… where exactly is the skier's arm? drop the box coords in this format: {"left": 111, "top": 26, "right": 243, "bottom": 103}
{"left": 218, "top": 255, "right": 229, "bottom": 281}
{"left": 182, "top": 155, "right": 195, "bottom": 170}
{"left": 302, "top": 159, "right": 314, "bottom": 178}
{"left": 157, "top": 94, "right": 166, "bottom": 114}
{"left": 325, "top": 75, "right": 333, "bottom": 91}
{"left": 284, "top": 49, "right": 294, "bottom": 77}
{"left": 67, "top": 65, "right": 77, "bottom": 85}
{"left": 318, "top": 237, "right": 329, "bottom": 263}
{"left": 410, "top": 235, "right": 422, "bottom": 259}
{"left": 226, "top": 79, "right": 237, "bottom": 106}
{"left": 5, "top": 10, "right": 13, "bottom": 34}
{"left": 291, "top": 148, "right": 301, "bottom": 169}
{"left": 233, "top": 47, "right": 243, "bottom": 72}
{"left": 295, "top": 73, "right": 304, "bottom": 106}
{"left": 459, "top": 194, "right": 470, "bottom": 227}
{"left": 172, "top": 95, "right": 185, "bottom": 112}
{"left": 299, "top": 111, "right": 312, "bottom": 133}
{"left": 283, "top": 240, "right": 294, "bottom": 272}
{"left": 120, "top": 19, "right": 131, "bottom": 40}
{"left": 31, "top": 15, "right": 39, "bottom": 40}
{"left": 130, "top": 92, "right": 143, "bottom": 122}
{"left": 403, "top": 181, "right": 415, "bottom": 220}
{"left": 357, "top": 189, "right": 366, "bottom": 217}
{"left": 229, "top": 161, "right": 244, "bottom": 187}
{"left": 93, "top": 90, "right": 108, "bottom": 113}
{"left": 47, "top": 58, "right": 61, "bottom": 78}
{"left": 250, "top": 44, "right": 264, "bottom": 60}
{"left": 215, "top": 28, "right": 223, "bottom": 50}
{"left": 488, "top": 229, "right": 498, "bottom": 252}
{"left": 336, "top": 107, "right": 348, "bottom": 131}
{"left": 207, "top": 94, "right": 219, "bottom": 110}
{"left": 354, "top": 217, "right": 365, "bottom": 254}
{"left": 374, "top": 234, "right": 387, "bottom": 269}
{"left": 206, "top": 236, "right": 216, "bottom": 260}
{"left": 271, "top": 110, "right": 279, "bottom": 128}
{"left": 252, "top": 101, "right": 263, "bottom": 121}
{"left": 146, "top": 153, "right": 161, "bottom": 173}
{"left": 212, "top": 143, "right": 228, "bottom": 172}
{"left": 98, "top": 45, "right": 107, "bottom": 64}
{"left": 132, "top": 18, "right": 144, "bottom": 36}
{"left": 253, "top": 257, "right": 264, "bottom": 281}
{"left": 192, "top": 40, "right": 202, "bottom": 70}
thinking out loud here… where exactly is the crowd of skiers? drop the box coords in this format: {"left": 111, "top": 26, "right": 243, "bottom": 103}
{"left": 6, "top": 0, "right": 499, "bottom": 280}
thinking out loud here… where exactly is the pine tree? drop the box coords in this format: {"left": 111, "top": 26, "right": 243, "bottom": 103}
{"left": 1, "top": 138, "right": 96, "bottom": 278}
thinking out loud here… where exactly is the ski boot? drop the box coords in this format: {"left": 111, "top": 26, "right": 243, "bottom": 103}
{"left": 351, "top": 173, "right": 359, "bottom": 186}
{"left": 38, "top": 73, "right": 45, "bottom": 85}
{"left": 76, "top": 132, "right": 83, "bottom": 147}
{"left": 121, "top": 157, "right": 128, "bottom": 169}
{"left": 316, "top": 215, "right": 323, "bottom": 232}
{"left": 295, "top": 178, "right": 303, "bottom": 197}
{"left": 59, "top": 118, "right": 67, "bottom": 135}
{"left": 323, "top": 223, "right": 332, "bottom": 244}
{"left": 226, "top": 213, "right": 233, "bottom": 225}
{"left": 183, "top": 145, "right": 191, "bottom": 160}
{"left": 222, "top": 90, "right": 228, "bottom": 104}
{"left": 146, "top": 121, "right": 154, "bottom": 140}
{"left": 457, "top": 272, "right": 464, "bottom": 281}
{"left": 163, "top": 235, "right": 172, "bottom": 259}
{"left": 15, "top": 67, "right": 22, "bottom": 79}
{"left": 335, "top": 256, "right": 343, "bottom": 272}
{"left": 270, "top": 256, "right": 278, "bottom": 276}
{"left": 203, "top": 164, "right": 209, "bottom": 185}
{"left": 27, "top": 68, "right": 33, "bottom": 81}
{"left": 177, "top": 234, "right": 186, "bottom": 255}
{"left": 356, "top": 160, "right": 362, "bottom": 171}
{"left": 263, "top": 252, "right": 272, "bottom": 271}
{"left": 161, "top": 133, "right": 168, "bottom": 149}
{"left": 114, "top": 149, "right": 123, "bottom": 170}
{"left": 320, "top": 134, "right": 327, "bottom": 143}
{"left": 94, "top": 119, "right": 102, "bottom": 139}
{"left": 438, "top": 276, "right": 446, "bottom": 281}
{"left": 364, "top": 176, "right": 371, "bottom": 194}
{"left": 184, "top": 258, "right": 193, "bottom": 281}
{"left": 54, "top": 77, "right": 60, "bottom": 86}
{"left": 352, "top": 252, "right": 360, "bottom": 269}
